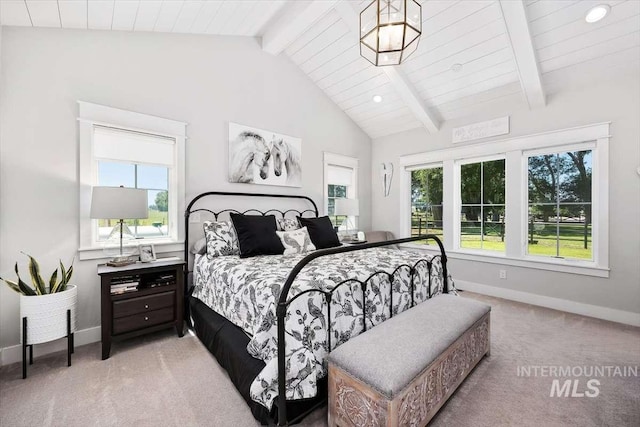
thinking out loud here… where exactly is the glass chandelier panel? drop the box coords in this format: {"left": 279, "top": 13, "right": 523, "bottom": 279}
{"left": 360, "top": 0, "right": 422, "bottom": 66}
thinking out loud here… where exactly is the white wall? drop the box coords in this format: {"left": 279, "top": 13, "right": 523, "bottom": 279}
{"left": 0, "top": 27, "right": 372, "bottom": 356}
{"left": 372, "top": 77, "right": 640, "bottom": 320}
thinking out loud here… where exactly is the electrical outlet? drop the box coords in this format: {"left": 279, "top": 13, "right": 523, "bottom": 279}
{"left": 499, "top": 269, "right": 507, "bottom": 279}
{"left": 189, "top": 212, "right": 201, "bottom": 223}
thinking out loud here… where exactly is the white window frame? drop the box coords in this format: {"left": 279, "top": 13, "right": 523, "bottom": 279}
{"left": 454, "top": 154, "right": 507, "bottom": 254}
{"left": 78, "top": 101, "right": 186, "bottom": 260}
{"left": 522, "top": 142, "right": 597, "bottom": 263}
{"left": 323, "top": 152, "right": 359, "bottom": 228}
{"left": 399, "top": 122, "right": 610, "bottom": 278}
{"left": 406, "top": 162, "right": 444, "bottom": 241}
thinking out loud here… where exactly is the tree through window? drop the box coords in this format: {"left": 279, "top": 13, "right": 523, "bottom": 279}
{"left": 460, "top": 159, "right": 505, "bottom": 251}
{"left": 410, "top": 167, "right": 443, "bottom": 243}
{"left": 527, "top": 150, "right": 592, "bottom": 260}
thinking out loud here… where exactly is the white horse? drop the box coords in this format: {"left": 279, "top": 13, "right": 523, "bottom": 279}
{"left": 229, "top": 131, "right": 271, "bottom": 183}
{"left": 270, "top": 138, "right": 301, "bottom": 185}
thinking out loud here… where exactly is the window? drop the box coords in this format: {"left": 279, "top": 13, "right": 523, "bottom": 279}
{"left": 96, "top": 160, "right": 169, "bottom": 240}
{"left": 527, "top": 149, "right": 592, "bottom": 260}
{"left": 410, "top": 166, "right": 443, "bottom": 243}
{"left": 324, "top": 153, "right": 359, "bottom": 230}
{"left": 78, "top": 102, "right": 186, "bottom": 260}
{"left": 460, "top": 159, "right": 505, "bottom": 252}
{"left": 327, "top": 184, "right": 348, "bottom": 226}
{"left": 398, "top": 123, "right": 609, "bottom": 277}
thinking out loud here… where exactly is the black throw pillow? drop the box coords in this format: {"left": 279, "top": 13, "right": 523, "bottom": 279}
{"left": 298, "top": 216, "right": 341, "bottom": 249}
{"left": 230, "top": 213, "right": 284, "bottom": 258}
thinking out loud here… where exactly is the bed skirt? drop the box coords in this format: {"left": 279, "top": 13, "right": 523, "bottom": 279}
{"left": 189, "top": 296, "right": 327, "bottom": 425}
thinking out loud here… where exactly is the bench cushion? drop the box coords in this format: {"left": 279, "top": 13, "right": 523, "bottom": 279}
{"left": 328, "top": 294, "right": 490, "bottom": 399}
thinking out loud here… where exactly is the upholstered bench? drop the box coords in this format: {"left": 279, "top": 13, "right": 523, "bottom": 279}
{"left": 328, "top": 294, "right": 490, "bottom": 427}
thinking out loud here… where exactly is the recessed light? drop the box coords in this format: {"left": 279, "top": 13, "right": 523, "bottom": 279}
{"left": 451, "top": 63, "right": 463, "bottom": 72}
{"left": 585, "top": 4, "right": 610, "bottom": 23}
{"left": 373, "top": 95, "right": 383, "bottom": 103}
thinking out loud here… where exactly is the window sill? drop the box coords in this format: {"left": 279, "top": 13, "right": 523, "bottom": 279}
{"left": 399, "top": 243, "right": 609, "bottom": 278}
{"left": 78, "top": 240, "right": 184, "bottom": 261}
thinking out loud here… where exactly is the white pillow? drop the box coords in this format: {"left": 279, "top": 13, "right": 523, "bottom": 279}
{"left": 276, "top": 226, "right": 316, "bottom": 255}
{"left": 203, "top": 221, "right": 240, "bottom": 257}
{"left": 276, "top": 217, "right": 301, "bottom": 231}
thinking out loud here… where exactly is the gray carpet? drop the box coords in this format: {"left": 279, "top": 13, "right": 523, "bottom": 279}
{"left": 1, "top": 292, "right": 638, "bottom": 427}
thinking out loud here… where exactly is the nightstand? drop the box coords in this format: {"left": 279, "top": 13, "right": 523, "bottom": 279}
{"left": 98, "top": 259, "right": 185, "bottom": 360}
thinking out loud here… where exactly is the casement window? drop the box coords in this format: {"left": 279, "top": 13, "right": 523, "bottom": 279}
{"left": 458, "top": 158, "right": 505, "bottom": 252}
{"left": 409, "top": 165, "right": 443, "bottom": 244}
{"left": 399, "top": 123, "right": 609, "bottom": 277}
{"left": 526, "top": 149, "right": 593, "bottom": 260}
{"left": 324, "top": 153, "right": 359, "bottom": 230}
{"left": 78, "top": 102, "right": 186, "bottom": 260}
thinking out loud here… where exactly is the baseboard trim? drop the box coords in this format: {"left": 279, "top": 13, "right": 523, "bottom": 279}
{"left": 0, "top": 326, "right": 101, "bottom": 367}
{"left": 455, "top": 280, "right": 640, "bottom": 327}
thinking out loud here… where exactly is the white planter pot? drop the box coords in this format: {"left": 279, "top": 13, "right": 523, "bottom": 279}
{"left": 20, "top": 285, "right": 78, "bottom": 345}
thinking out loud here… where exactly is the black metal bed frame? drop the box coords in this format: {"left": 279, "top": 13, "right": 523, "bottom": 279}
{"left": 184, "top": 191, "right": 448, "bottom": 426}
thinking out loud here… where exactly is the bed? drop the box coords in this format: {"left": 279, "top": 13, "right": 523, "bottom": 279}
{"left": 184, "top": 191, "right": 451, "bottom": 425}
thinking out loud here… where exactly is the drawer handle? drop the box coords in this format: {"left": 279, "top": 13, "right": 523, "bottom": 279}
{"left": 144, "top": 316, "right": 149, "bottom": 321}
{"left": 144, "top": 304, "right": 149, "bottom": 309}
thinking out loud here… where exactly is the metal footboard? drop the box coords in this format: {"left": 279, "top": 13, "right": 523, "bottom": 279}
{"left": 275, "top": 234, "right": 448, "bottom": 426}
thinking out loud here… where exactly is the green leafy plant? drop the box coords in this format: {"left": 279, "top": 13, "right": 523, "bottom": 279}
{"left": 0, "top": 253, "right": 74, "bottom": 296}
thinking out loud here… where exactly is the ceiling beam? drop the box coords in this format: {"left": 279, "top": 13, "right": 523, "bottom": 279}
{"left": 499, "top": 0, "right": 546, "bottom": 109}
{"left": 262, "top": 0, "right": 339, "bottom": 55}
{"left": 334, "top": 1, "right": 439, "bottom": 134}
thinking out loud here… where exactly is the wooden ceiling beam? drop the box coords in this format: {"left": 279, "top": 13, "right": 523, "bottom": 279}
{"left": 499, "top": 0, "right": 546, "bottom": 109}
{"left": 334, "top": 1, "right": 439, "bottom": 134}
{"left": 262, "top": 0, "right": 339, "bottom": 55}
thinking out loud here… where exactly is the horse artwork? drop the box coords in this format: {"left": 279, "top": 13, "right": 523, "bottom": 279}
{"left": 228, "top": 122, "right": 302, "bottom": 187}
{"left": 271, "top": 138, "right": 302, "bottom": 187}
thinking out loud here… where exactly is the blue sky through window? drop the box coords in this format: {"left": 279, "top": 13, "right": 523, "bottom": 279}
{"left": 98, "top": 161, "right": 168, "bottom": 190}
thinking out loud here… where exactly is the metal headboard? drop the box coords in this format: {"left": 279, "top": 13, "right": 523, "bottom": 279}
{"left": 183, "top": 191, "right": 319, "bottom": 291}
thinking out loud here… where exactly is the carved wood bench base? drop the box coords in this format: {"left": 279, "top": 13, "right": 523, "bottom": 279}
{"left": 328, "top": 312, "right": 490, "bottom": 427}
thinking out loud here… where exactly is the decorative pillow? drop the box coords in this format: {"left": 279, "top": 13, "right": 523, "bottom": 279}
{"left": 230, "top": 213, "right": 284, "bottom": 258}
{"left": 276, "top": 227, "right": 316, "bottom": 255}
{"left": 203, "top": 221, "right": 239, "bottom": 258}
{"left": 190, "top": 237, "right": 207, "bottom": 255}
{"left": 297, "top": 216, "right": 341, "bottom": 249}
{"left": 277, "top": 217, "right": 301, "bottom": 231}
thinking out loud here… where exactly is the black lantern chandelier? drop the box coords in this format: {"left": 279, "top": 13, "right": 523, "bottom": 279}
{"left": 360, "top": 0, "right": 422, "bottom": 66}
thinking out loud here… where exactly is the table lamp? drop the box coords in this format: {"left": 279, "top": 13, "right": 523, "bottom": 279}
{"left": 90, "top": 186, "right": 148, "bottom": 266}
{"left": 334, "top": 198, "right": 359, "bottom": 239}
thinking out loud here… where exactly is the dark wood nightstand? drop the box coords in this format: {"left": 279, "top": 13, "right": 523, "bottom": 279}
{"left": 98, "top": 259, "right": 185, "bottom": 360}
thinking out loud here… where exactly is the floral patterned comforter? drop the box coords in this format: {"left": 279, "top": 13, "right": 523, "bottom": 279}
{"left": 191, "top": 247, "right": 452, "bottom": 410}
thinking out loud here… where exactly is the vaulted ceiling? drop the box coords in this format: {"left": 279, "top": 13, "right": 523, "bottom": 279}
{"left": 2, "top": 0, "right": 639, "bottom": 139}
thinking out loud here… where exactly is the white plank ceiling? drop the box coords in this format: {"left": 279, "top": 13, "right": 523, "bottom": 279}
{"left": 1, "top": 0, "right": 639, "bottom": 139}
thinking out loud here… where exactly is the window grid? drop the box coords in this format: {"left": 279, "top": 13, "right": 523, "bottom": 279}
{"left": 527, "top": 150, "right": 592, "bottom": 260}
{"left": 460, "top": 159, "right": 505, "bottom": 252}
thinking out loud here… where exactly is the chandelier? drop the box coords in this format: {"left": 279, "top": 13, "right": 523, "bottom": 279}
{"left": 360, "top": 0, "right": 422, "bottom": 66}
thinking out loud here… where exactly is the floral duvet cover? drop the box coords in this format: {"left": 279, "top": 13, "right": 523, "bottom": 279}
{"left": 191, "top": 247, "right": 451, "bottom": 409}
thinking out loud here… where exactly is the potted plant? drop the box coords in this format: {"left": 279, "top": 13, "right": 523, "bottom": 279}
{"left": 1, "top": 253, "right": 76, "bottom": 377}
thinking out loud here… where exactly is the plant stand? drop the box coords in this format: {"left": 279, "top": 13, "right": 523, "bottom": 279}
{"left": 22, "top": 309, "right": 74, "bottom": 379}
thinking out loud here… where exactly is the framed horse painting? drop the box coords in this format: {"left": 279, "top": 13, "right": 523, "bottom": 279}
{"left": 228, "top": 122, "right": 302, "bottom": 188}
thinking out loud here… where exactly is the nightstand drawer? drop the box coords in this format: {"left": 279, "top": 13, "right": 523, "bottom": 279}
{"left": 112, "top": 291, "right": 175, "bottom": 319}
{"left": 113, "top": 307, "right": 174, "bottom": 335}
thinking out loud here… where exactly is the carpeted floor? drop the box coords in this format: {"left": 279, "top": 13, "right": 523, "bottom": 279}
{"left": 1, "top": 292, "right": 638, "bottom": 427}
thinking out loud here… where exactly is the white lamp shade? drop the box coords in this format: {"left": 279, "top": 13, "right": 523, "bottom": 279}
{"left": 334, "top": 198, "right": 359, "bottom": 216}
{"left": 90, "top": 186, "right": 149, "bottom": 219}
